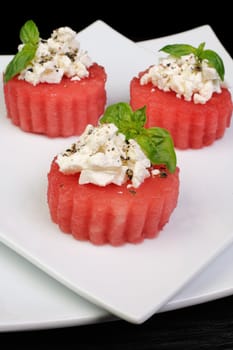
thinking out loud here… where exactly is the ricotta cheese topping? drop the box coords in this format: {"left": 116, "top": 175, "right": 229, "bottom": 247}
{"left": 18, "top": 26, "right": 92, "bottom": 85}
{"left": 140, "top": 53, "right": 222, "bottom": 104}
{"left": 56, "top": 123, "right": 152, "bottom": 188}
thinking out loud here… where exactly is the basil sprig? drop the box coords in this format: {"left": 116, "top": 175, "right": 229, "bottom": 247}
{"left": 160, "top": 42, "right": 225, "bottom": 81}
{"left": 100, "top": 103, "right": 177, "bottom": 173}
{"left": 4, "top": 20, "right": 39, "bottom": 83}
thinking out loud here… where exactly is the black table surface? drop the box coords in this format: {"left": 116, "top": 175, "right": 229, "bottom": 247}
{"left": 1, "top": 3, "right": 233, "bottom": 348}
{"left": 2, "top": 295, "right": 233, "bottom": 348}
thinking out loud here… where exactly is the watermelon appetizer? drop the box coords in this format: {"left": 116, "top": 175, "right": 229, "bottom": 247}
{"left": 3, "top": 20, "right": 107, "bottom": 137}
{"left": 47, "top": 102, "right": 179, "bottom": 246}
{"left": 130, "top": 42, "right": 233, "bottom": 149}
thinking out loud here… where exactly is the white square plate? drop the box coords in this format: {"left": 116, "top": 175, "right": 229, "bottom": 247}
{"left": 0, "top": 20, "right": 233, "bottom": 324}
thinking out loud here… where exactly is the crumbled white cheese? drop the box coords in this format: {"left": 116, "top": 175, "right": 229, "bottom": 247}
{"left": 151, "top": 168, "right": 160, "bottom": 176}
{"left": 140, "top": 53, "right": 222, "bottom": 104}
{"left": 56, "top": 123, "right": 151, "bottom": 188}
{"left": 18, "top": 26, "right": 92, "bottom": 85}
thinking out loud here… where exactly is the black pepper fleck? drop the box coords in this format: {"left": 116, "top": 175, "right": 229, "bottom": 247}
{"left": 126, "top": 169, "right": 133, "bottom": 180}
{"left": 129, "top": 189, "right": 136, "bottom": 195}
{"left": 160, "top": 172, "right": 167, "bottom": 178}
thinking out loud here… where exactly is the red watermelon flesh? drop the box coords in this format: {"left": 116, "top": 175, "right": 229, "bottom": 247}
{"left": 47, "top": 160, "right": 180, "bottom": 246}
{"left": 4, "top": 63, "right": 107, "bottom": 137}
{"left": 130, "top": 75, "right": 233, "bottom": 149}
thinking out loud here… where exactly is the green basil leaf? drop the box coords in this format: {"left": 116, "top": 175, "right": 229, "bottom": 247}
{"left": 100, "top": 103, "right": 177, "bottom": 173}
{"left": 199, "top": 49, "right": 225, "bottom": 81}
{"left": 160, "top": 44, "right": 196, "bottom": 57}
{"left": 100, "top": 102, "right": 145, "bottom": 139}
{"left": 195, "top": 42, "right": 205, "bottom": 57}
{"left": 160, "top": 42, "right": 225, "bottom": 81}
{"left": 135, "top": 128, "right": 176, "bottom": 173}
{"left": 4, "top": 43, "right": 37, "bottom": 83}
{"left": 20, "top": 19, "right": 39, "bottom": 45}
{"left": 4, "top": 20, "right": 39, "bottom": 82}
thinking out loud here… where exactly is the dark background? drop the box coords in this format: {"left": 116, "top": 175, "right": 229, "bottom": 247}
{"left": 1, "top": 2, "right": 233, "bottom": 348}
{"left": 0, "top": 3, "right": 232, "bottom": 56}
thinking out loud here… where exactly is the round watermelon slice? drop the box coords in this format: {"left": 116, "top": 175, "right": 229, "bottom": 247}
{"left": 47, "top": 160, "right": 179, "bottom": 246}
{"left": 130, "top": 74, "right": 233, "bottom": 149}
{"left": 4, "top": 63, "right": 107, "bottom": 137}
